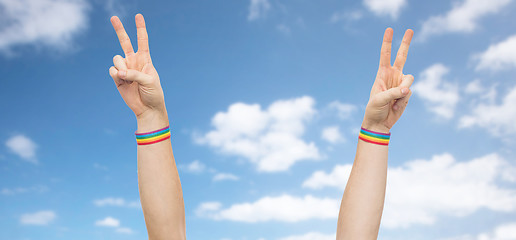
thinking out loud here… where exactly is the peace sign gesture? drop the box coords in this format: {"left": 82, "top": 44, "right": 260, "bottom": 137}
{"left": 108, "top": 14, "right": 166, "bottom": 121}
{"left": 362, "top": 28, "right": 414, "bottom": 133}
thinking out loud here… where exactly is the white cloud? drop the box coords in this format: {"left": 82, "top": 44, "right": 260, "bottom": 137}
{"left": 412, "top": 64, "right": 459, "bottom": 119}
{"left": 93, "top": 197, "right": 140, "bottom": 208}
{"left": 302, "top": 165, "right": 352, "bottom": 190}
{"left": 459, "top": 85, "right": 516, "bottom": 136}
{"left": 115, "top": 227, "right": 134, "bottom": 234}
{"left": 328, "top": 101, "right": 356, "bottom": 120}
{"left": 480, "top": 222, "right": 516, "bottom": 240}
{"left": 248, "top": 0, "right": 271, "bottom": 21}
{"left": 0, "top": 0, "right": 89, "bottom": 54}
{"left": 475, "top": 34, "right": 516, "bottom": 71}
{"left": 465, "top": 79, "right": 483, "bottom": 94}
{"left": 103, "top": 0, "right": 126, "bottom": 17}
{"left": 5, "top": 134, "right": 38, "bottom": 164}
{"left": 303, "top": 153, "right": 516, "bottom": 228}
{"left": 442, "top": 222, "right": 516, "bottom": 240}
{"left": 196, "top": 96, "right": 321, "bottom": 172}
{"left": 278, "top": 232, "right": 336, "bottom": 240}
{"left": 464, "top": 79, "right": 497, "bottom": 104}
{"left": 20, "top": 210, "right": 56, "bottom": 225}
{"left": 213, "top": 173, "right": 239, "bottom": 182}
{"left": 419, "top": 0, "right": 513, "bottom": 40}
{"left": 196, "top": 194, "right": 339, "bottom": 223}
{"left": 95, "top": 216, "right": 120, "bottom": 227}
{"left": 184, "top": 160, "right": 206, "bottom": 173}
{"left": 321, "top": 126, "right": 344, "bottom": 144}
{"left": 363, "top": 0, "right": 407, "bottom": 19}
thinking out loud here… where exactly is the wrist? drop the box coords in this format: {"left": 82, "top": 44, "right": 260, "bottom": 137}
{"left": 136, "top": 109, "right": 169, "bottom": 133}
{"left": 361, "top": 119, "right": 390, "bottom": 134}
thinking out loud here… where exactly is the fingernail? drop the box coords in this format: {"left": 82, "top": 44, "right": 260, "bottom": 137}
{"left": 118, "top": 70, "right": 126, "bottom": 79}
{"left": 401, "top": 88, "right": 409, "bottom": 94}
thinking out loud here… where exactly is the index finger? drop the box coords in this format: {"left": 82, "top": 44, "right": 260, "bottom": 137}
{"left": 110, "top": 16, "right": 134, "bottom": 56}
{"left": 393, "top": 29, "right": 414, "bottom": 71}
{"left": 379, "top": 28, "right": 393, "bottom": 67}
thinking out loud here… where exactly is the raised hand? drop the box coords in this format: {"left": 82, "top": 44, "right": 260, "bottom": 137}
{"left": 362, "top": 28, "right": 414, "bottom": 133}
{"left": 109, "top": 14, "right": 166, "bottom": 120}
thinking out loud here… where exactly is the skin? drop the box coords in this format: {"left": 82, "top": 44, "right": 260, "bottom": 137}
{"left": 336, "top": 28, "right": 414, "bottom": 239}
{"left": 109, "top": 14, "right": 186, "bottom": 240}
{"left": 108, "top": 13, "right": 414, "bottom": 240}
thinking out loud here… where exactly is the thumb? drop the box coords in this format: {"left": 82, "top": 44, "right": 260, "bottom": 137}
{"left": 117, "top": 69, "right": 153, "bottom": 86}
{"left": 372, "top": 86, "right": 410, "bottom": 107}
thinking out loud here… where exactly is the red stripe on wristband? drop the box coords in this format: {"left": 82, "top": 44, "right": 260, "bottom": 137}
{"left": 358, "top": 135, "right": 389, "bottom": 146}
{"left": 137, "top": 134, "right": 171, "bottom": 145}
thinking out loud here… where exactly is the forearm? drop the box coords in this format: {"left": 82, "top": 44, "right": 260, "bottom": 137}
{"left": 336, "top": 121, "right": 389, "bottom": 240}
{"left": 136, "top": 110, "right": 186, "bottom": 240}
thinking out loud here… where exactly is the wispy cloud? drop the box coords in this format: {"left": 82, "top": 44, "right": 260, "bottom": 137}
{"left": 321, "top": 126, "right": 345, "bottom": 144}
{"left": 20, "top": 210, "right": 56, "bottom": 225}
{"left": 418, "top": 0, "right": 513, "bottom": 41}
{"left": 183, "top": 160, "right": 207, "bottom": 174}
{"left": 95, "top": 216, "right": 120, "bottom": 227}
{"left": 363, "top": 0, "right": 407, "bottom": 20}
{"left": 459, "top": 85, "right": 516, "bottom": 136}
{"left": 93, "top": 197, "right": 140, "bottom": 208}
{"left": 196, "top": 194, "right": 339, "bottom": 222}
{"left": 248, "top": 0, "right": 271, "bottom": 21}
{"left": 5, "top": 134, "right": 38, "bottom": 164}
{"left": 412, "top": 64, "right": 459, "bottom": 119}
{"left": 278, "top": 232, "right": 336, "bottom": 240}
{"left": 441, "top": 222, "right": 516, "bottom": 240}
{"left": 0, "top": 0, "right": 90, "bottom": 55}
{"left": 330, "top": 10, "right": 363, "bottom": 23}
{"left": 95, "top": 216, "right": 134, "bottom": 234}
{"left": 213, "top": 173, "right": 239, "bottom": 182}
{"left": 1, "top": 185, "right": 48, "bottom": 195}
{"left": 328, "top": 101, "right": 357, "bottom": 120}
{"left": 303, "top": 153, "right": 516, "bottom": 228}
{"left": 474, "top": 34, "right": 516, "bottom": 71}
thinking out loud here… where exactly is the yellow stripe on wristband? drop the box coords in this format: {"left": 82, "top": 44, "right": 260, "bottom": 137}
{"left": 358, "top": 133, "right": 389, "bottom": 143}
{"left": 136, "top": 132, "right": 171, "bottom": 144}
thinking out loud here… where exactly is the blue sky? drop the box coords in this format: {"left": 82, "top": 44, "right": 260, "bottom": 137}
{"left": 1, "top": 0, "right": 516, "bottom": 239}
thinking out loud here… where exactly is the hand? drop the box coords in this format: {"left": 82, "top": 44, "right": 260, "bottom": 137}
{"left": 108, "top": 14, "right": 166, "bottom": 121}
{"left": 362, "top": 28, "right": 414, "bottom": 133}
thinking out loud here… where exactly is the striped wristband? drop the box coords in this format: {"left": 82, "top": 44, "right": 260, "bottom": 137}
{"left": 135, "top": 125, "right": 171, "bottom": 145}
{"left": 358, "top": 127, "right": 390, "bottom": 146}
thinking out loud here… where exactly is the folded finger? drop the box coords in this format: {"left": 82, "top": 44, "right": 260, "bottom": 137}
{"left": 400, "top": 74, "right": 414, "bottom": 88}
{"left": 393, "top": 91, "right": 412, "bottom": 112}
{"left": 118, "top": 69, "right": 153, "bottom": 86}
{"left": 109, "top": 66, "right": 122, "bottom": 87}
{"left": 113, "top": 55, "right": 127, "bottom": 71}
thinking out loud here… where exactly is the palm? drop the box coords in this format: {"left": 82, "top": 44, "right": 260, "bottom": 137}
{"left": 110, "top": 15, "right": 163, "bottom": 118}
{"left": 365, "top": 28, "right": 414, "bottom": 130}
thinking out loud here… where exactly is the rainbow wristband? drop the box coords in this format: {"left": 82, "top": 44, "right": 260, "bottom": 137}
{"left": 358, "top": 127, "right": 390, "bottom": 146}
{"left": 135, "top": 125, "right": 171, "bottom": 145}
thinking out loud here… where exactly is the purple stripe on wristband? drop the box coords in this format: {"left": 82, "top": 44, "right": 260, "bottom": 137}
{"left": 360, "top": 127, "right": 390, "bottom": 136}
{"left": 135, "top": 125, "right": 170, "bottom": 135}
